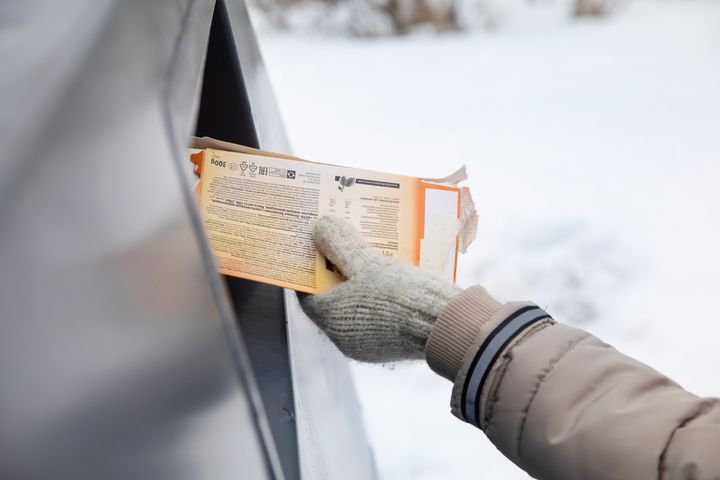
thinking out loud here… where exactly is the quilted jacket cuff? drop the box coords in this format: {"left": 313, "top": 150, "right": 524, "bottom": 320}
{"left": 425, "top": 286, "right": 503, "bottom": 381}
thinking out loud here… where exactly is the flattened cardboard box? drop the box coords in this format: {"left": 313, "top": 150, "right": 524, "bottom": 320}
{"left": 190, "top": 137, "right": 477, "bottom": 294}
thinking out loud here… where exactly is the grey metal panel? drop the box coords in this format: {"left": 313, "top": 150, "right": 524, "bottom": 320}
{"left": 0, "top": 1, "right": 281, "bottom": 479}
{"left": 285, "top": 292, "right": 379, "bottom": 479}
{"left": 194, "top": 2, "right": 300, "bottom": 477}
{"left": 223, "top": 0, "right": 291, "bottom": 153}
{"left": 220, "top": 2, "right": 378, "bottom": 478}
{"left": 225, "top": 277, "right": 299, "bottom": 479}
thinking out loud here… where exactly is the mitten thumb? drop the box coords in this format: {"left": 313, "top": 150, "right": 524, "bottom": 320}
{"left": 313, "top": 216, "right": 374, "bottom": 278}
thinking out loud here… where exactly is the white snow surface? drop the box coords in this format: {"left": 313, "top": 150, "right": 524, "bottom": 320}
{"left": 255, "top": 2, "right": 720, "bottom": 478}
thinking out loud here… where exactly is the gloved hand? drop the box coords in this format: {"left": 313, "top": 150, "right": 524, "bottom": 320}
{"left": 299, "top": 216, "right": 461, "bottom": 363}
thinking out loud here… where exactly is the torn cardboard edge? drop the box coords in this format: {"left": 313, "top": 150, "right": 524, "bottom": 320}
{"left": 189, "top": 136, "right": 478, "bottom": 253}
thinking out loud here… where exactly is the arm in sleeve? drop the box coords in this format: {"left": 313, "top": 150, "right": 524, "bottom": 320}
{"left": 425, "top": 286, "right": 720, "bottom": 480}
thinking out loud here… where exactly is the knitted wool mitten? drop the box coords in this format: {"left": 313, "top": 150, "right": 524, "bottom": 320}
{"left": 299, "top": 216, "right": 461, "bottom": 363}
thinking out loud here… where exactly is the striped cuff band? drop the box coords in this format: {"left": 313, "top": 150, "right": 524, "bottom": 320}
{"left": 460, "top": 306, "right": 552, "bottom": 427}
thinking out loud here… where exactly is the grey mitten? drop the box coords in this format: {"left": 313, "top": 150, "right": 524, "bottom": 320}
{"left": 299, "top": 216, "right": 461, "bottom": 363}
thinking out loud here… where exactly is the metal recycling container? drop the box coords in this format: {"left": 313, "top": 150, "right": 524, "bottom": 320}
{"left": 0, "top": 1, "right": 376, "bottom": 479}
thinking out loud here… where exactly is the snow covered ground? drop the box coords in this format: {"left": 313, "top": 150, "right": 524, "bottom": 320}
{"left": 255, "top": 2, "right": 720, "bottom": 478}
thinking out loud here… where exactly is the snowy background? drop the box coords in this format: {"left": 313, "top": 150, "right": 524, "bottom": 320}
{"left": 253, "top": 1, "right": 720, "bottom": 478}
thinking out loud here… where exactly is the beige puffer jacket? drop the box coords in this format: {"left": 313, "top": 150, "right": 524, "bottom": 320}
{"left": 425, "top": 286, "right": 720, "bottom": 479}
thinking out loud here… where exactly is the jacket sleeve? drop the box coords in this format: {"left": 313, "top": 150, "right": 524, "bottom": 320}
{"left": 425, "top": 286, "right": 720, "bottom": 480}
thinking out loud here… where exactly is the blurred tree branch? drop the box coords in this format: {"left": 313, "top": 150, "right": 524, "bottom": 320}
{"left": 250, "top": 0, "right": 618, "bottom": 36}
